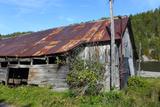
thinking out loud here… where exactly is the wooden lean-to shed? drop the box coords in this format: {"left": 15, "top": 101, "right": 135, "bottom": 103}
{"left": 0, "top": 16, "right": 138, "bottom": 91}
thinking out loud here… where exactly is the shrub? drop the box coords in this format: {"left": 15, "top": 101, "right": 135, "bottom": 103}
{"left": 67, "top": 58, "right": 105, "bottom": 95}
{"left": 128, "top": 76, "right": 147, "bottom": 88}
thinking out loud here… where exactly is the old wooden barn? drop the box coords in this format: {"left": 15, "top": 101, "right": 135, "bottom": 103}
{"left": 0, "top": 16, "right": 138, "bottom": 91}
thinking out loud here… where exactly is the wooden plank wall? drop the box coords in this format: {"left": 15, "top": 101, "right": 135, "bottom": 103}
{"left": 28, "top": 64, "right": 69, "bottom": 89}
{"left": 0, "top": 68, "right": 7, "bottom": 83}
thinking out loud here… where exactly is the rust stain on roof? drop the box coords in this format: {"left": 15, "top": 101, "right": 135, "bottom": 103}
{"left": 33, "top": 45, "right": 55, "bottom": 56}
{"left": 49, "top": 41, "right": 59, "bottom": 45}
{"left": 0, "top": 17, "right": 129, "bottom": 57}
{"left": 57, "top": 40, "right": 81, "bottom": 53}
{"left": 72, "top": 24, "right": 85, "bottom": 32}
{"left": 49, "top": 27, "right": 64, "bottom": 36}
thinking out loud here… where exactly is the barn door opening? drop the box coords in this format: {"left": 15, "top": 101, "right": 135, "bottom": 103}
{"left": 8, "top": 68, "right": 29, "bottom": 86}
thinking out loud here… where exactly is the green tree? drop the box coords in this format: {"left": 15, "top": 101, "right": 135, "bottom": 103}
{"left": 131, "top": 8, "right": 160, "bottom": 60}
{"left": 0, "top": 31, "right": 33, "bottom": 39}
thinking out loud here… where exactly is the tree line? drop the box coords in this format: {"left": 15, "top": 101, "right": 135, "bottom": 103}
{"left": 0, "top": 32, "right": 32, "bottom": 39}
{"left": 131, "top": 8, "right": 160, "bottom": 61}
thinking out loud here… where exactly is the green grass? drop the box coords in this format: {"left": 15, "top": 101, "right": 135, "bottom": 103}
{"left": 0, "top": 77, "right": 160, "bottom": 107}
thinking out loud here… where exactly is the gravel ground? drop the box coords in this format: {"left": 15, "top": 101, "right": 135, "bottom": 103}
{"left": 140, "top": 71, "right": 160, "bottom": 78}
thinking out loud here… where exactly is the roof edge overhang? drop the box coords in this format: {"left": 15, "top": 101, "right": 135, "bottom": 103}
{"left": 0, "top": 16, "right": 130, "bottom": 58}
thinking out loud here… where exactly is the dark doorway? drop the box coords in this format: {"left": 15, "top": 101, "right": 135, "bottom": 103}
{"left": 8, "top": 68, "right": 29, "bottom": 86}
{"left": 120, "top": 57, "right": 130, "bottom": 89}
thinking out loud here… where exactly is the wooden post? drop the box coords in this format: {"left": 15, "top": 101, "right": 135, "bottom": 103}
{"left": 109, "top": 0, "right": 116, "bottom": 89}
{"left": 5, "top": 57, "right": 9, "bottom": 85}
{"left": 31, "top": 58, "right": 33, "bottom": 65}
{"left": 138, "top": 42, "right": 142, "bottom": 75}
{"left": 17, "top": 57, "right": 20, "bottom": 65}
{"left": 46, "top": 56, "right": 49, "bottom": 65}
{"left": 5, "top": 67, "right": 9, "bottom": 85}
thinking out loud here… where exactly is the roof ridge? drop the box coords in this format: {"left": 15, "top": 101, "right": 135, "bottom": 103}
{"left": 35, "top": 16, "right": 128, "bottom": 33}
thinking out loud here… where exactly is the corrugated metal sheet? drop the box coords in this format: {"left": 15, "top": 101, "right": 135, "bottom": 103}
{"left": 0, "top": 17, "right": 128, "bottom": 57}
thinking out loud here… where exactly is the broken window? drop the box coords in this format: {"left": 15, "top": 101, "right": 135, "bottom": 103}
{"left": 19, "top": 58, "right": 31, "bottom": 65}
{"left": 1, "top": 62, "right": 8, "bottom": 67}
{"left": 48, "top": 56, "right": 66, "bottom": 64}
{"left": 20, "top": 61, "right": 31, "bottom": 65}
{"left": 10, "top": 61, "right": 18, "bottom": 64}
{"left": 33, "top": 58, "right": 46, "bottom": 65}
{"left": 48, "top": 57, "right": 57, "bottom": 64}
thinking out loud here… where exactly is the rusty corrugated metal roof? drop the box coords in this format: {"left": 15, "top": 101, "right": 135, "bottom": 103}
{"left": 0, "top": 17, "right": 129, "bottom": 57}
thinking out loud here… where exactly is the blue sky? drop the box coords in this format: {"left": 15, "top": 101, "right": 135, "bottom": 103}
{"left": 0, "top": 0, "right": 160, "bottom": 35}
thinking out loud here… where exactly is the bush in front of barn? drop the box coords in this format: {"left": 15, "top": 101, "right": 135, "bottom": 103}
{"left": 67, "top": 58, "right": 105, "bottom": 96}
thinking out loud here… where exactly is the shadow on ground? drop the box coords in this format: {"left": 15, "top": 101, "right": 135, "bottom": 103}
{"left": 0, "top": 99, "right": 33, "bottom": 107}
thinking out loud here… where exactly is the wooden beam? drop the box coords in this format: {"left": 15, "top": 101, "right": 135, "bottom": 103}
{"left": 33, "top": 57, "right": 46, "bottom": 60}
{"left": 19, "top": 58, "right": 31, "bottom": 62}
{"left": 8, "top": 58, "right": 18, "bottom": 62}
{"left": 0, "top": 58, "right": 6, "bottom": 62}
{"left": 31, "top": 58, "right": 33, "bottom": 65}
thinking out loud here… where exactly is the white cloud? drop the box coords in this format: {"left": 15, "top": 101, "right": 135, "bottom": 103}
{"left": 147, "top": 0, "right": 160, "bottom": 8}
{"left": 0, "top": 0, "right": 61, "bottom": 8}
{"left": 66, "top": 17, "right": 75, "bottom": 22}
{"left": 132, "top": 0, "right": 160, "bottom": 8}
{"left": 0, "top": 0, "right": 47, "bottom": 8}
{"left": 0, "top": 0, "right": 63, "bottom": 14}
{"left": 58, "top": 16, "right": 76, "bottom": 23}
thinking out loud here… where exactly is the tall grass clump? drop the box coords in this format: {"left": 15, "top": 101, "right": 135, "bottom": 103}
{"left": 124, "top": 77, "right": 160, "bottom": 107}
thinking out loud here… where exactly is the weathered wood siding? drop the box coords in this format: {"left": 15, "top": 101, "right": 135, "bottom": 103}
{"left": 3, "top": 64, "right": 69, "bottom": 90}
{"left": 122, "top": 28, "right": 135, "bottom": 75}
{"left": 120, "top": 28, "right": 136, "bottom": 88}
{"left": 28, "top": 64, "right": 69, "bottom": 89}
{"left": 77, "top": 44, "right": 120, "bottom": 90}
{"left": 0, "top": 68, "right": 7, "bottom": 82}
